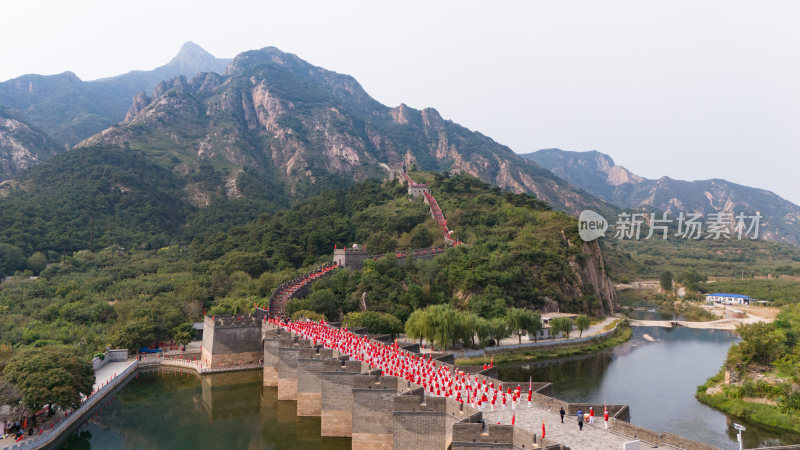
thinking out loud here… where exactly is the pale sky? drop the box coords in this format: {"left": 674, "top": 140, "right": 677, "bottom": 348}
{"left": 2, "top": 1, "right": 799, "bottom": 204}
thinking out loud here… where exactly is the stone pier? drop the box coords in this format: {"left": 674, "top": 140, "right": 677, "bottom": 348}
{"left": 351, "top": 374, "right": 405, "bottom": 450}
{"left": 277, "top": 336, "right": 303, "bottom": 400}
{"left": 296, "top": 346, "right": 335, "bottom": 416}
{"left": 321, "top": 358, "right": 364, "bottom": 437}
{"left": 262, "top": 328, "right": 284, "bottom": 386}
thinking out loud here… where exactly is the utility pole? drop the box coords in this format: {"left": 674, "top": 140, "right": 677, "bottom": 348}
{"left": 734, "top": 423, "right": 745, "bottom": 450}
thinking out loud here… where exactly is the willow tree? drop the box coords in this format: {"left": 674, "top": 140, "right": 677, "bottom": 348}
{"left": 575, "top": 314, "right": 591, "bottom": 337}
{"left": 550, "top": 317, "right": 573, "bottom": 339}
{"left": 506, "top": 308, "right": 542, "bottom": 344}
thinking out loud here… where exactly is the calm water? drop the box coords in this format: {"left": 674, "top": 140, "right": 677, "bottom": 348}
{"left": 55, "top": 328, "right": 800, "bottom": 449}
{"left": 56, "top": 369, "right": 350, "bottom": 449}
{"left": 498, "top": 326, "right": 800, "bottom": 449}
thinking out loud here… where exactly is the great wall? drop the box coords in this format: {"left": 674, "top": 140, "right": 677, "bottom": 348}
{"left": 2, "top": 174, "right": 734, "bottom": 450}
{"left": 206, "top": 174, "right": 722, "bottom": 450}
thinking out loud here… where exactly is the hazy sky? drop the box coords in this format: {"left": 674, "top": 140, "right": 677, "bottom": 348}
{"left": 2, "top": 1, "right": 798, "bottom": 204}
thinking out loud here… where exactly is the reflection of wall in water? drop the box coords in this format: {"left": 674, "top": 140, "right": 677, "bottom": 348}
{"left": 201, "top": 371, "right": 263, "bottom": 420}
{"left": 258, "top": 386, "right": 321, "bottom": 445}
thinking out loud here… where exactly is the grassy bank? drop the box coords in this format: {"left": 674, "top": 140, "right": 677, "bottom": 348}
{"left": 696, "top": 371, "right": 800, "bottom": 433}
{"left": 455, "top": 321, "right": 632, "bottom": 365}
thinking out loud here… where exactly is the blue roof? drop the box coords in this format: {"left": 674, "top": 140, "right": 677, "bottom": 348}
{"left": 706, "top": 293, "right": 751, "bottom": 298}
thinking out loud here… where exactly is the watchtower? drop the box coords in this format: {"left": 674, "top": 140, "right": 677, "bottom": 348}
{"left": 200, "top": 314, "right": 262, "bottom": 367}
{"left": 408, "top": 183, "right": 429, "bottom": 199}
{"left": 333, "top": 246, "right": 369, "bottom": 268}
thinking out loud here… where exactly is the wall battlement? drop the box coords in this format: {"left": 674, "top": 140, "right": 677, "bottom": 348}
{"left": 210, "top": 314, "right": 261, "bottom": 328}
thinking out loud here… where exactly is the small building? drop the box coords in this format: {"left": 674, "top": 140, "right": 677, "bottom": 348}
{"left": 726, "top": 309, "right": 746, "bottom": 319}
{"left": 705, "top": 293, "right": 751, "bottom": 305}
{"left": 541, "top": 312, "right": 578, "bottom": 326}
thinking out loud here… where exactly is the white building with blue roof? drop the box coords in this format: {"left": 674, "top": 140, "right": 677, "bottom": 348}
{"left": 705, "top": 293, "right": 751, "bottom": 305}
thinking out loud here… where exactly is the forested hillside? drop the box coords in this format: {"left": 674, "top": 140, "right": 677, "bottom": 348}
{"left": 0, "top": 172, "right": 617, "bottom": 361}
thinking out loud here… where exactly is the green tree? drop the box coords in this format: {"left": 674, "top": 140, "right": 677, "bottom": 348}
{"left": 112, "top": 318, "right": 155, "bottom": 352}
{"left": 26, "top": 252, "right": 48, "bottom": 274}
{"left": 550, "top": 317, "right": 573, "bottom": 339}
{"left": 306, "top": 289, "right": 340, "bottom": 321}
{"left": 460, "top": 313, "right": 479, "bottom": 346}
{"left": 489, "top": 317, "right": 509, "bottom": 344}
{"left": 660, "top": 270, "right": 674, "bottom": 292}
{"left": 0, "top": 244, "right": 25, "bottom": 276}
{"left": 475, "top": 317, "right": 493, "bottom": 346}
{"left": 677, "top": 268, "right": 706, "bottom": 291}
{"left": 291, "top": 310, "right": 326, "bottom": 321}
{"left": 404, "top": 309, "right": 428, "bottom": 346}
{"left": 365, "top": 231, "right": 398, "bottom": 255}
{"left": 0, "top": 379, "right": 22, "bottom": 423}
{"left": 343, "top": 311, "right": 403, "bottom": 337}
{"left": 528, "top": 311, "right": 543, "bottom": 342}
{"left": 575, "top": 314, "right": 591, "bottom": 337}
{"left": 426, "top": 304, "right": 461, "bottom": 350}
{"left": 172, "top": 323, "right": 194, "bottom": 345}
{"left": 3, "top": 347, "right": 93, "bottom": 422}
{"left": 506, "top": 308, "right": 538, "bottom": 344}
{"left": 409, "top": 225, "right": 433, "bottom": 248}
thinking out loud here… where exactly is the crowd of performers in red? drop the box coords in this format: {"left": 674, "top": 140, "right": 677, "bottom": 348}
{"left": 265, "top": 317, "right": 611, "bottom": 433}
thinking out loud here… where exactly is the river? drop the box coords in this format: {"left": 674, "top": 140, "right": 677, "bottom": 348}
{"left": 497, "top": 319, "right": 800, "bottom": 449}
{"left": 56, "top": 315, "right": 799, "bottom": 449}
{"left": 54, "top": 369, "right": 350, "bottom": 449}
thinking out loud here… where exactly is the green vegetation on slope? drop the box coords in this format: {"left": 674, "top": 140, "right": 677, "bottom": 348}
{"left": 605, "top": 238, "right": 800, "bottom": 281}
{"left": 0, "top": 146, "right": 191, "bottom": 260}
{"left": 279, "top": 173, "right": 615, "bottom": 325}
{"left": 697, "top": 304, "right": 800, "bottom": 433}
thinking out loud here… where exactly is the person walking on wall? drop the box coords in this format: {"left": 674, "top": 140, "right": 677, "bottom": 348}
{"left": 577, "top": 408, "right": 584, "bottom": 431}
{"left": 560, "top": 406, "right": 565, "bottom": 423}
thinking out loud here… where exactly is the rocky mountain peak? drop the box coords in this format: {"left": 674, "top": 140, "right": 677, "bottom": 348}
{"left": 166, "top": 42, "right": 223, "bottom": 74}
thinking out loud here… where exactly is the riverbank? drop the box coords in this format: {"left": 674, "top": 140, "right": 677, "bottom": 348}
{"left": 696, "top": 370, "right": 800, "bottom": 435}
{"left": 0, "top": 359, "right": 137, "bottom": 450}
{"left": 455, "top": 321, "right": 632, "bottom": 365}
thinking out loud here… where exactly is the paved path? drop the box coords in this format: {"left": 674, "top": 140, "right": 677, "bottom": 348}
{"left": 484, "top": 406, "right": 629, "bottom": 449}
{"left": 494, "top": 317, "right": 617, "bottom": 347}
{"left": 92, "top": 360, "right": 135, "bottom": 393}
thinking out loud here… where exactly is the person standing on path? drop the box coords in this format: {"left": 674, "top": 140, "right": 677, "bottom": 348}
{"left": 560, "top": 407, "right": 565, "bottom": 423}
{"left": 589, "top": 406, "right": 594, "bottom": 424}
{"left": 577, "top": 408, "right": 584, "bottom": 431}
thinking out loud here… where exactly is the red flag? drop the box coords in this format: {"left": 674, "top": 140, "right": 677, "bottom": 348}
{"left": 542, "top": 421, "right": 545, "bottom": 439}
{"left": 511, "top": 412, "right": 515, "bottom": 426}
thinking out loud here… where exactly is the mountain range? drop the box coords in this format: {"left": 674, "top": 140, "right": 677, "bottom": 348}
{"left": 523, "top": 149, "right": 800, "bottom": 245}
{"left": 0, "top": 42, "right": 230, "bottom": 148}
{"left": 0, "top": 42, "right": 798, "bottom": 246}
{"left": 75, "top": 46, "right": 610, "bottom": 214}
